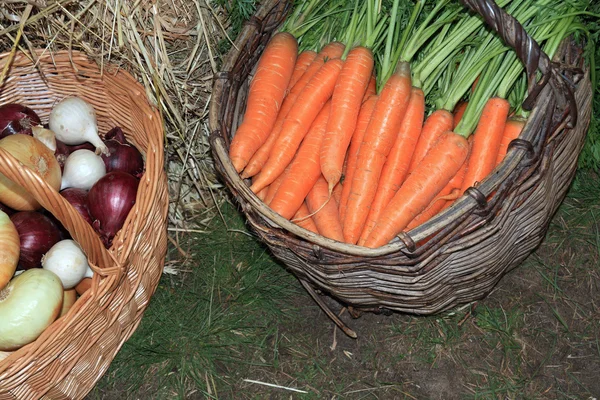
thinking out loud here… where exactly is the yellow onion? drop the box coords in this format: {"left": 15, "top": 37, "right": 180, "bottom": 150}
{"left": 59, "top": 288, "right": 77, "bottom": 318}
{"left": 0, "top": 268, "right": 63, "bottom": 351}
{"left": 0, "top": 134, "right": 61, "bottom": 210}
{"left": 0, "top": 210, "right": 20, "bottom": 290}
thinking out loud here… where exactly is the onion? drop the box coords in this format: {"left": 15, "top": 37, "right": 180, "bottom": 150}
{"left": 60, "top": 188, "right": 93, "bottom": 225}
{"left": 75, "top": 277, "right": 91, "bottom": 295}
{"left": 0, "top": 134, "right": 62, "bottom": 210}
{"left": 102, "top": 138, "right": 144, "bottom": 177}
{"left": 0, "top": 103, "right": 41, "bottom": 139}
{"left": 0, "top": 201, "right": 15, "bottom": 216}
{"left": 61, "top": 149, "right": 106, "bottom": 191}
{"left": 54, "top": 139, "right": 70, "bottom": 171}
{"left": 31, "top": 126, "right": 57, "bottom": 152}
{"left": 59, "top": 288, "right": 77, "bottom": 318}
{"left": 48, "top": 97, "right": 108, "bottom": 155}
{"left": 41, "top": 239, "right": 92, "bottom": 289}
{"left": 88, "top": 171, "right": 139, "bottom": 247}
{"left": 10, "top": 211, "right": 62, "bottom": 270}
{"left": 0, "top": 268, "right": 63, "bottom": 351}
{"left": 0, "top": 210, "right": 20, "bottom": 290}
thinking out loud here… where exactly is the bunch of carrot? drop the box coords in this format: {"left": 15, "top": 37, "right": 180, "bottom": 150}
{"left": 227, "top": 0, "right": 583, "bottom": 248}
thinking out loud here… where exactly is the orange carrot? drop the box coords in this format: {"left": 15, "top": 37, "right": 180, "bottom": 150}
{"left": 288, "top": 50, "right": 318, "bottom": 91}
{"left": 292, "top": 203, "right": 319, "bottom": 234}
{"left": 269, "top": 102, "right": 331, "bottom": 219}
{"left": 460, "top": 97, "right": 510, "bottom": 192}
{"left": 332, "top": 182, "right": 343, "bottom": 206}
{"left": 406, "top": 152, "right": 469, "bottom": 230}
{"left": 364, "top": 75, "right": 377, "bottom": 100}
{"left": 343, "top": 62, "right": 413, "bottom": 244}
{"left": 358, "top": 87, "right": 425, "bottom": 245}
{"left": 495, "top": 117, "right": 525, "bottom": 166}
{"left": 243, "top": 43, "right": 344, "bottom": 178}
{"left": 453, "top": 101, "right": 468, "bottom": 129}
{"left": 321, "top": 46, "right": 374, "bottom": 191}
{"left": 338, "top": 95, "right": 378, "bottom": 225}
{"left": 264, "top": 166, "right": 289, "bottom": 205}
{"left": 250, "top": 58, "right": 344, "bottom": 193}
{"left": 364, "top": 131, "right": 470, "bottom": 248}
{"left": 306, "top": 176, "right": 344, "bottom": 242}
{"left": 407, "top": 109, "right": 454, "bottom": 174}
{"left": 229, "top": 32, "right": 298, "bottom": 172}
{"left": 256, "top": 187, "right": 268, "bottom": 202}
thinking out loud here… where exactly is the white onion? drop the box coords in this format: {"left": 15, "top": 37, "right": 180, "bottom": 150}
{"left": 61, "top": 149, "right": 106, "bottom": 190}
{"left": 41, "top": 239, "right": 90, "bottom": 289}
{"left": 48, "top": 97, "right": 108, "bottom": 155}
{"left": 0, "top": 268, "right": 63, "bottom": 351}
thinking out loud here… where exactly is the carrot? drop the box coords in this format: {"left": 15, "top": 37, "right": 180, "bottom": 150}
{"left": 332, "top": 182, "right": 343, "bottom": 206}
{"left": 495, "top": 117, "right": 525, "bottom": 166}
{"left": 264, "top": 166, "right": 289, "bottom": 205}
{"left": 407, "top": 109, "right": 454, "bottom": 174}
{"left": 321, "top": 46, "right": 374, "bottom": 192}
{"left": 269, "top": 102, "right": 331, "bottom": 219}
{"left": 243, "top": 43, "right": 345, "bottom": 178}
{"left": 343, "top": 62, "right": 413, "bottom": 244}
{"left": 256, "top": 187, "right": 268, "bottom": 202}
{"left": 338, "top": 95, "right": 378, "bottom": 226}
{"left": 406, "top": 152, "right": 469, "bottom": 230}
{"left": 306, "top": 176, "right": 344, "bottom": 242}
{"left": 364, "top": 131, "right": 470, "bottom": 248}
{"left": 453, "top": 101, "right": 468, "bottom": 129}
{"left": 460, "top": 97, "right": 510, "bottom": 192}
{"left": 229, "top": 32, "right": 298, "bottom": 172}
{"left": 364, "top": 75, "right": 377, "bottom": 100}
{"left": 358, "top": 87, "right": 425, "bottom": 245}
{"left": 288, "top": 50, "right": 318, "bottom": 91}
{"left": 292, "top": 203, "right": 319, "bottom": 234}
{"left": 250, "top": 58, "right": 344, "bottom": 194}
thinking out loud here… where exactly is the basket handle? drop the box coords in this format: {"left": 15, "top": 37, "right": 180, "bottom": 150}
{"left": 0, "top": 148, "right": 115, "bottom": 277}
{"left": 460, "top": 0, "right": 579, "bottom": 126}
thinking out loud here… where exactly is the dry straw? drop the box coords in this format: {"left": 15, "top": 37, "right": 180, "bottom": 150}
{"left": 209, "top": 0, "right": 593, "bottom": 337}
{"left": 0, "top": 0, "right": 234, "bottom": 245}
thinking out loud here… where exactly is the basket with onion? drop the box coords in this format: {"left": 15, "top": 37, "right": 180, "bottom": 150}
{"left": 0, "top": 50, "right": 168, "bottom": 399}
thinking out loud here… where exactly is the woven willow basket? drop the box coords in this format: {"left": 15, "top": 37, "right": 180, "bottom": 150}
{"left": 0, "top": 50, "right": 168, "bottom": 398}
{"left": 209, "top": 0, "right": 593, "bottom": 337}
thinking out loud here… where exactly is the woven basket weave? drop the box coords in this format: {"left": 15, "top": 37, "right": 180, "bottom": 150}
{"left": 209, "top": 0, "right": 593, "bottom": 337}
{"left": 0, "top": 50, "right": 168, "bottom": 398}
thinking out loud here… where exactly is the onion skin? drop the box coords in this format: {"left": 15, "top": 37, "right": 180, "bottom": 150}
{"left": 0, "top": 210, "right": 20, "bottom": 290}
{"left": 0, "top": 134, "right": 62, "bottom": 210}
{"left": 60, "top": 188, "right": 93, "bottom": 225}
{"left": 59, "top": 288, "right": 77, "bottom": 317}
{"left": 88, "top": 171, "right": 139, "bottom": 247}
{"left": 75, "top": 277, "right": 91, "bottom": 295}
{"left": 0, "top": 268, "right": 63, "bottom": 351}
{"left": 0, "top": 201, "right": 15, "bottom": 216}
{"left": 0, "top": 104, "right": 41, "bottom": 139}
{"left": 102, "top": 140, "right": 144, "bottom": 178}
{"left": 10, "top": 211, "right": 62, "bottom": 270}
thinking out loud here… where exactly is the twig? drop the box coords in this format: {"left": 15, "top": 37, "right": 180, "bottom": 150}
{"left": 0, "top": 4, "right": 32, "bottom": 86}
{"left": 242, "top": 379, "right": 308, "bottom": 394}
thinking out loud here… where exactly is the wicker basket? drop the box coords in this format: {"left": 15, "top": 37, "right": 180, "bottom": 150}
{"left": 209, "top": 0, "right": 593, "bottom": 337}
{"left": 0, "top": 50, "right": 168, "bottom": 398}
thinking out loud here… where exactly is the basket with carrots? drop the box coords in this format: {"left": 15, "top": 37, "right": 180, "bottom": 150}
{"left": 209, "top": 0, "right": 593, "bottom": 337}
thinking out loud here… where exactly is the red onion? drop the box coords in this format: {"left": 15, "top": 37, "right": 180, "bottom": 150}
{"left": 0, "top": 104, "right": 41, "bottom": 138}
{"left": 105, "top": 126, "right": 127, "bottom": 143}
{"left": 54, "top": 139, "right": 70, "bottom": 171}
{"left": 10, "top": 211, "right": 62, "bottom": 270}
{"left": 88, "top": 171, "right": 139, "bottom": 247}
{"left": 102, "top": 139, "right": 144, "bottom": 178}
{"left": 0, "top": 201, "right": 15, "bottom": 216}
{"left": 60, "top": 188, "right": 93, "bottom": 225}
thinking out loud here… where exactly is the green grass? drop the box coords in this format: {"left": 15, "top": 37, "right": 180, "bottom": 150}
{"left": 87, "top": 173, "right": 600, "bottom": 399}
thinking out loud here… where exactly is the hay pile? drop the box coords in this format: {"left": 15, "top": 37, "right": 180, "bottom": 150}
{"left": 0, "top": 0, "right": 245, "bottom": 236}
